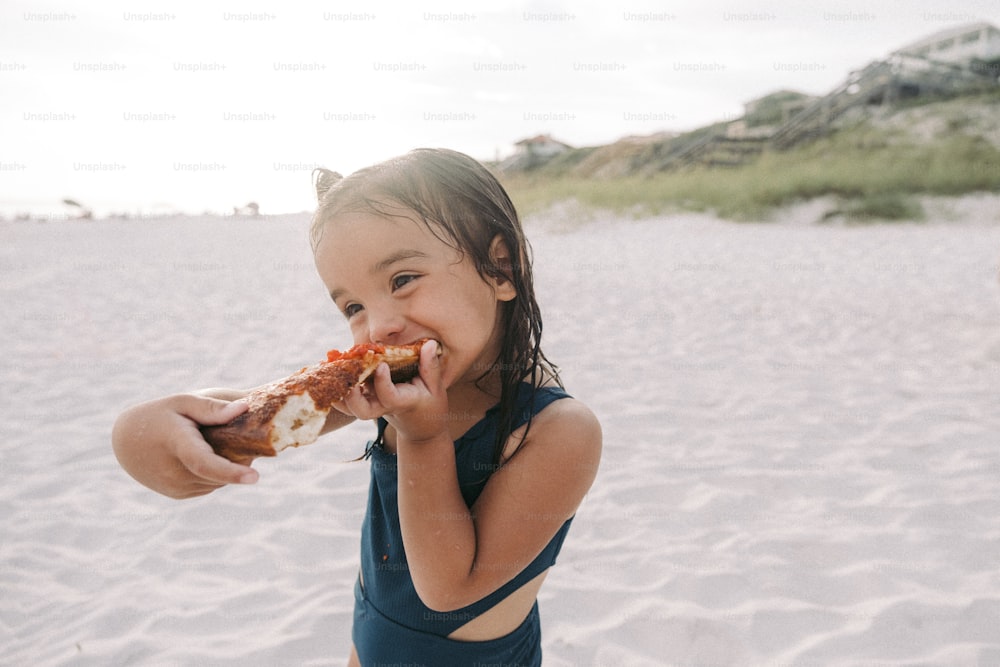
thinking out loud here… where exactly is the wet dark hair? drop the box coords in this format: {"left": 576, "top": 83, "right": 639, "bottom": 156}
{"left": 309, "top": 148, "right": 560, "bottom": 467}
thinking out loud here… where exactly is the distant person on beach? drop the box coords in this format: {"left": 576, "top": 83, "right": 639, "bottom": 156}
{"left": 112, "top": 148, "right": 602, "bottom": 666}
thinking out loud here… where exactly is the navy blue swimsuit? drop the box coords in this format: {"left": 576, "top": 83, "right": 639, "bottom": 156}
{"left": 352, "top": 384, "right": 573, "bottom": 666}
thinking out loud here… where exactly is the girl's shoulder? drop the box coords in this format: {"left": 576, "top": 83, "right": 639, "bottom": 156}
{"left": 507, "top": 385, "right": 601, "bottom": 468}
{"left": 532, "top": 394, "right": 601, "bottom": 443}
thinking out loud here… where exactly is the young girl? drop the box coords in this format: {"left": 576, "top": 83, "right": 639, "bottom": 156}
{"left": 112, "top": 148, "right": 602, "bottom": 666}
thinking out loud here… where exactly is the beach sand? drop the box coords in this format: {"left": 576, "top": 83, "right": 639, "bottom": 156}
{"left": 3, "top": 198, "right": 1000, "bottom": 665}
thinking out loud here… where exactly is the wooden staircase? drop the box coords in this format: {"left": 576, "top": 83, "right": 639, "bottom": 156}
{"left": 772, "top": 54, "right": 994, "bottom": 149}
{"left": 655, "top": 52, "right": 998, "bottom": 170}
{"left": 770, "top": 60, "right": 894, "bottom": 149}
{"left": 657, "top": 135, "right": 769, "bottom": 170}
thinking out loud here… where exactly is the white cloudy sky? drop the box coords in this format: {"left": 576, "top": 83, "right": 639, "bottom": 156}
{"left": 1, "top": 0, "right": 996, "bottom": 216}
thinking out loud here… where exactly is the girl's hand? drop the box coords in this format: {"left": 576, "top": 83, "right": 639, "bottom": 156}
{"left": 339, "top": 340, "right": 449, "bottom": 443}
{"left": 112, "top": 394, "right": 258, "bottom": 499}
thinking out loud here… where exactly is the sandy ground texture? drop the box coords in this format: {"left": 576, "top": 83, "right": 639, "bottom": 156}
{"left": 3, "top": 197, "right": 1000, "bottom": 666}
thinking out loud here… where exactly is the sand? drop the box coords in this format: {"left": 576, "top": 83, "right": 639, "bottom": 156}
{"left": 3, "top": 198, "right": 1000, "bottom": 665}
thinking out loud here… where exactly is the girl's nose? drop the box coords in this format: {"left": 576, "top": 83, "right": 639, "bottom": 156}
{"left": 366, "top": 307, "right": 405, "bottom": 344}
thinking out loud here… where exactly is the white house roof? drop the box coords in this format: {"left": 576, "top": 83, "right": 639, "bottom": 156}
{"left": 893, "top": 21, "right": 1000, "bottom": 56}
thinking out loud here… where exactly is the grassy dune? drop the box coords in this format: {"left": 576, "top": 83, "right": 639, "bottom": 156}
{"left": 502, "top": 94, "right": 1000, "bottom": 222}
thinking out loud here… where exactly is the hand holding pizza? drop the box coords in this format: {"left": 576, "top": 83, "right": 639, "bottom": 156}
{"left": 111, "top": 393, "right": 255, "bottom": 499}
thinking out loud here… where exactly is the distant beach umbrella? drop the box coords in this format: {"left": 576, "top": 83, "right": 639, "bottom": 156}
{"left": 61, "top": 198, "right": 93, "bottom": 219}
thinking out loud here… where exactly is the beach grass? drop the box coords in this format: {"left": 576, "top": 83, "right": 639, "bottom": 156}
{"left": 501, "top": 118, "right": 1000, "bottom": 222}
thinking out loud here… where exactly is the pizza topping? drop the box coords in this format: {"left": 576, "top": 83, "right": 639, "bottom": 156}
{"left": 326, "top": 342, "right": 387, "bottom": 363}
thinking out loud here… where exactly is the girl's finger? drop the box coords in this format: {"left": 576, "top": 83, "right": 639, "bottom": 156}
{"left": 419, "top": 339, "right": 442, "bottom": 387}
{"left": 175, "top": 432, "right": 258, "bottom": 486}
{"left": 342, "top": 382, "right": 386, "bottom": 421}
{"left": 173, "top": 394, "right": 249, "bottom": 426}
{"left": 371, "top": 362, "right": 402, "bottom": 405}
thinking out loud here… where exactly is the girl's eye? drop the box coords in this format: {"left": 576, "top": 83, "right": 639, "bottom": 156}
{"left": 392, "top": 274, "right": 418, "bottom": 290}
{"left": 343, "top": 303, "right": 362, "bottom": 318}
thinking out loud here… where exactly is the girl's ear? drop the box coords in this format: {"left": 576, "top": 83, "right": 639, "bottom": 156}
{"left": 488, "top": 235, "right": 517, "bottom": 302}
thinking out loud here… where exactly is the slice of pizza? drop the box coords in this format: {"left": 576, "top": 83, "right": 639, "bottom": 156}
{"left": 202, "top": 340, "right": 429, "bottom": 464}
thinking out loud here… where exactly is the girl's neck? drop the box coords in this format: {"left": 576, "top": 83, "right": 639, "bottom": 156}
{"left": 447, "top": 370, "right": 503, "bottom": 420}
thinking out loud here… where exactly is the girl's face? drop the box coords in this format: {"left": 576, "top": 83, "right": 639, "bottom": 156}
{"left": 313, "top": 209, "right": 515, "bottom": 391}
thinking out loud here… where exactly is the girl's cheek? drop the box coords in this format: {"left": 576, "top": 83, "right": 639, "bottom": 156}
{"left": 349, "top": 319, "right": 366, "bottom": 341}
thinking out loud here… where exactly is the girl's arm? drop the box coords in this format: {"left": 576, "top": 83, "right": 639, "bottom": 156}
{"left": 395, "top": 397, "right": 602, "bottom": 611}
{"left": 112, "top": 389, "right": 357, "bottom": 499}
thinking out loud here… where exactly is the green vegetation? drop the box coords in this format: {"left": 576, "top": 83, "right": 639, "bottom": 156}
{"left": 501, "top": 94, "right": 1000, "bottom": 222}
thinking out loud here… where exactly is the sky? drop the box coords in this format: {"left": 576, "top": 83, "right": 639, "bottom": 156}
{"left": 1, "top": 0, "right": 997, "bottom": 217}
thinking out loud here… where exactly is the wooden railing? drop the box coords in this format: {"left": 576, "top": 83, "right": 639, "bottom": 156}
{"left": 770, "top": 60, "right": 894, "bottom": 149}
{"left": 654, "top": 51, "right": 998, "bottom": 170}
